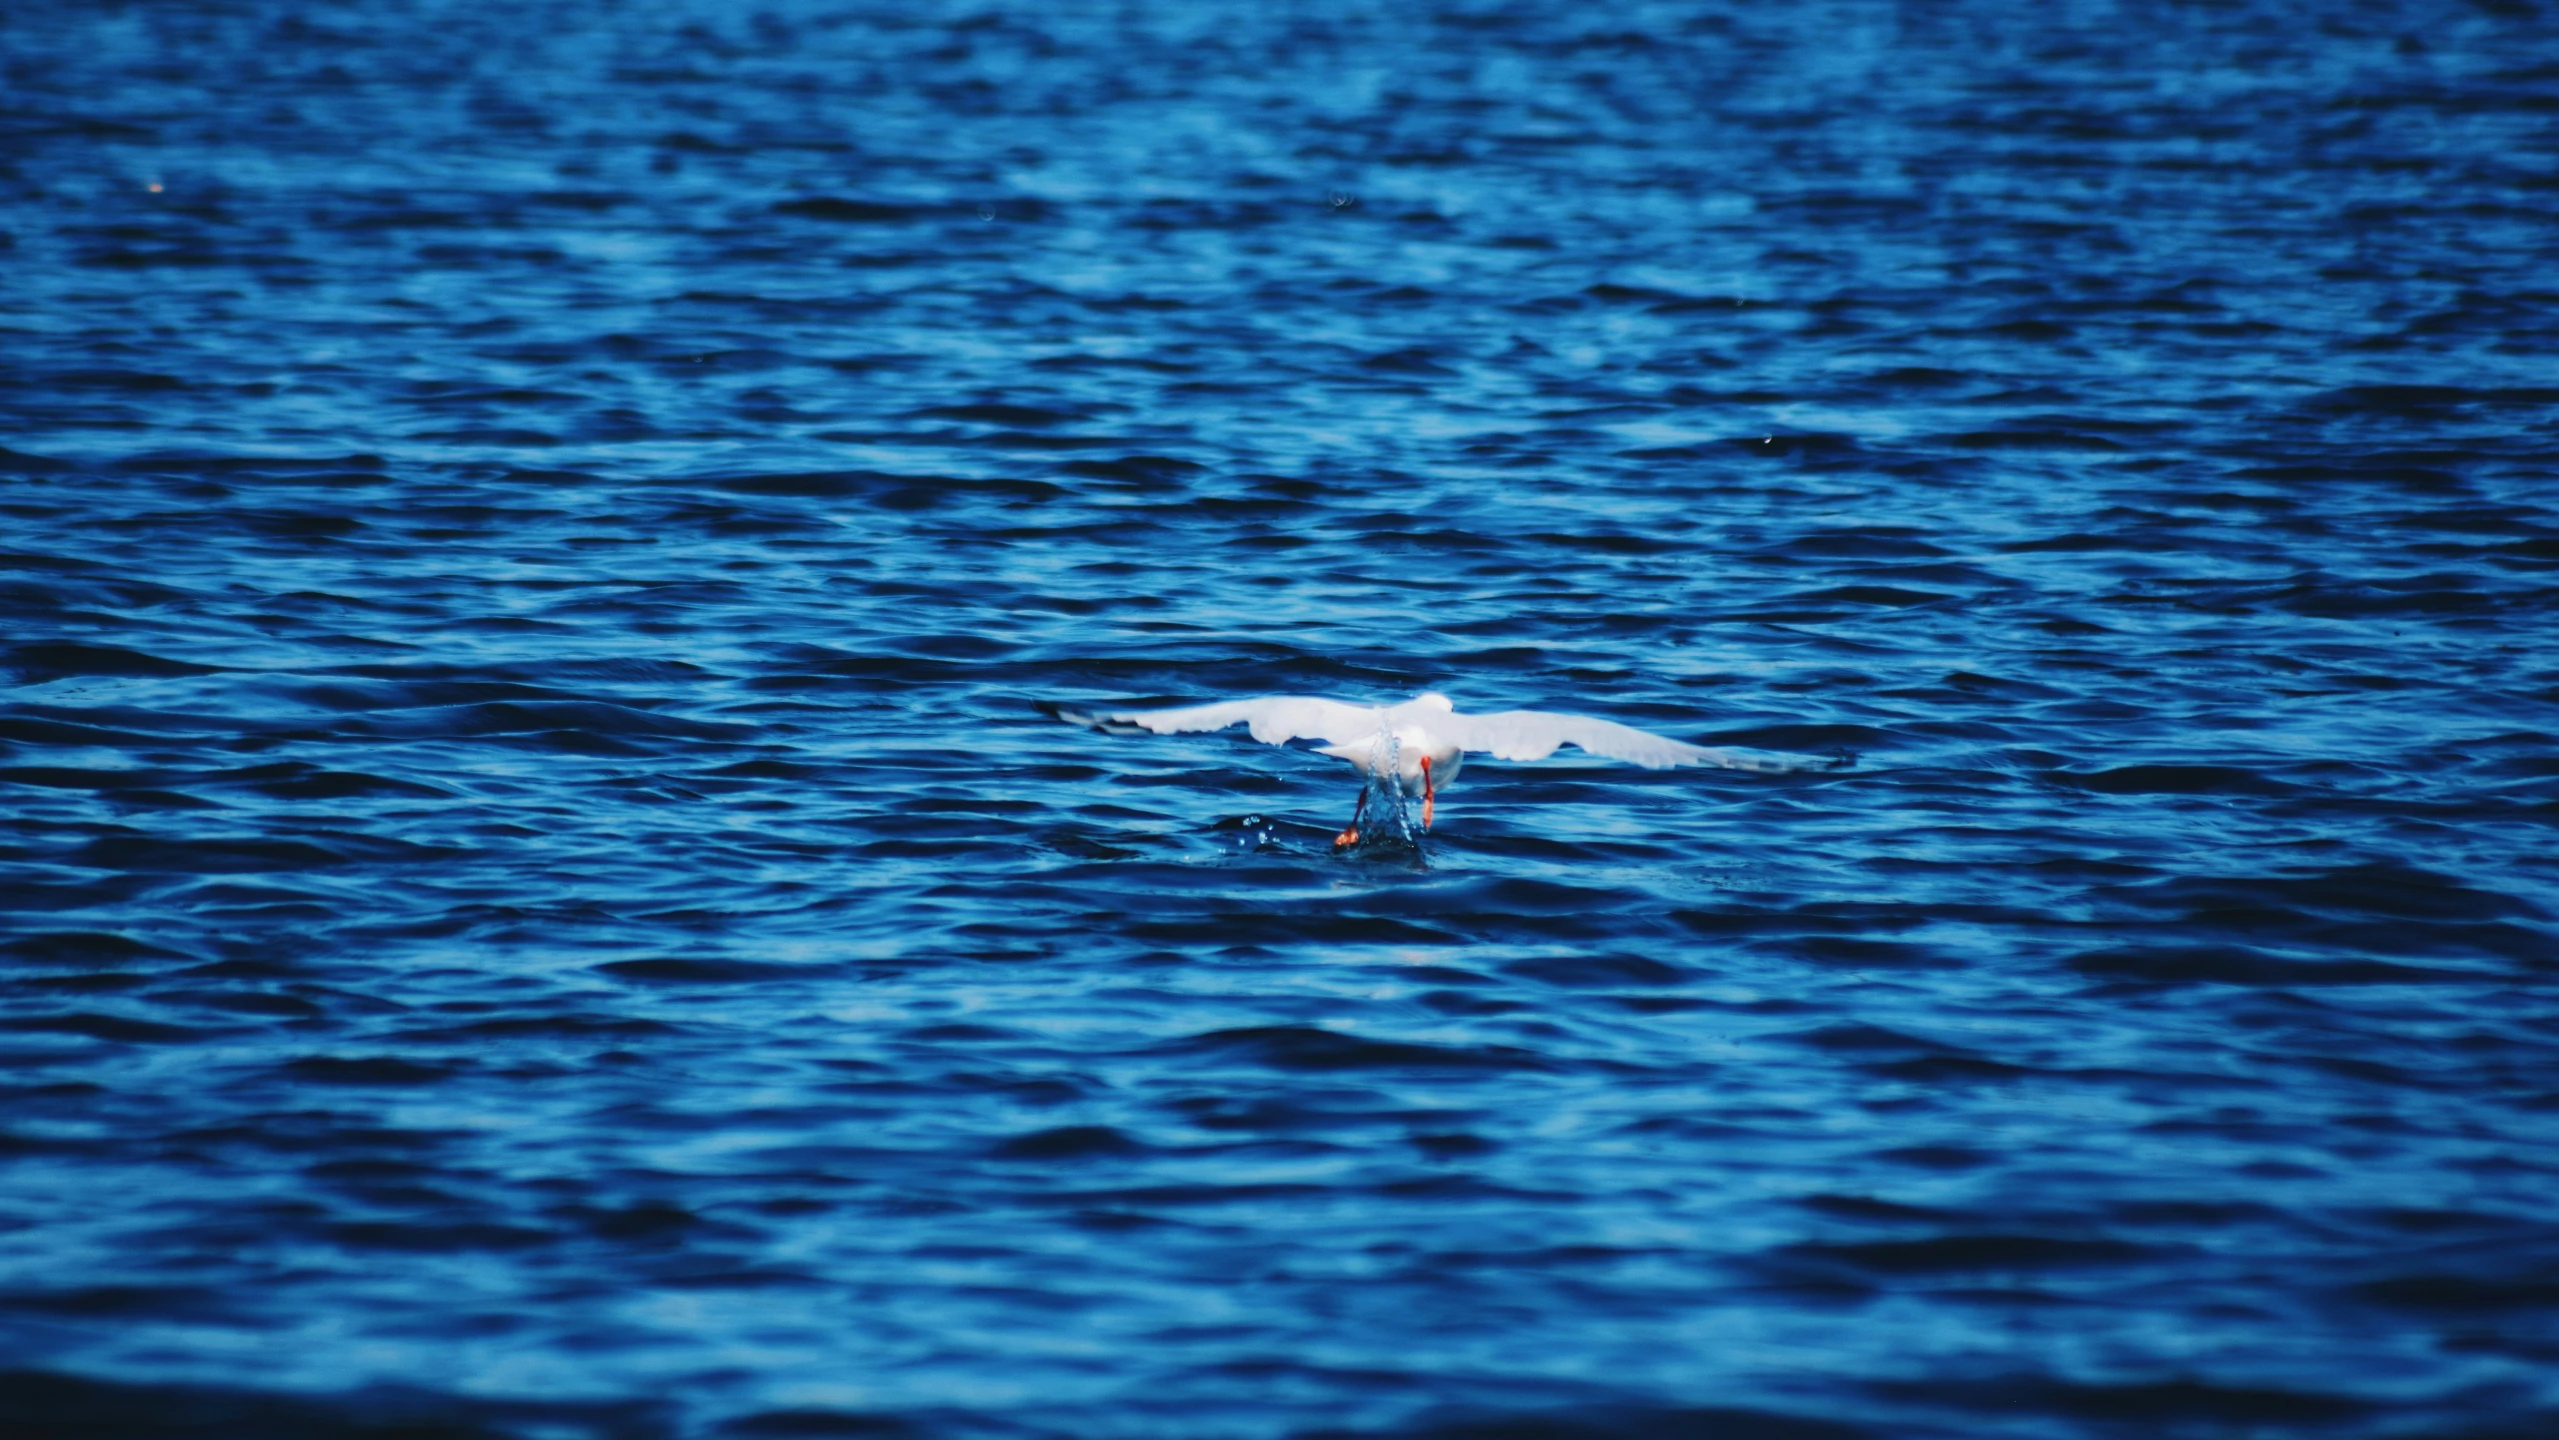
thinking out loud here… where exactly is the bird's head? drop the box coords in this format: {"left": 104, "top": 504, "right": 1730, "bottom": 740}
{"left": 1415, "top": 691, "right": 1454, "bottom": 711}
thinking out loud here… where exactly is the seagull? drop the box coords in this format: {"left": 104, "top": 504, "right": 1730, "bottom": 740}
{"left": 1042, "top": 691, "right": 1834, "bottom": 847}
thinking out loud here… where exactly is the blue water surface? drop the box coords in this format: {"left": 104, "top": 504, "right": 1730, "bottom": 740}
{"left": 3, "top": 2, "right": 2557, "bottom": 1436}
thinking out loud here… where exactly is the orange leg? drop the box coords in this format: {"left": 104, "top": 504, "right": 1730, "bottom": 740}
{"left": 1333, "top": 783, "right": 1369, "bottom": 848}
{"left": 1420, "top": 755, "right": 1434, "bottom": 831}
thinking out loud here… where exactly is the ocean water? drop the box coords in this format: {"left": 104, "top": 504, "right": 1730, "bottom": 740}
{"left": 3, "top": 1, "right": 2557, "bottom": 1436}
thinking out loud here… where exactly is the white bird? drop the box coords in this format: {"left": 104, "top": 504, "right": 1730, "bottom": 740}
{"left": 1044, "top": 691, "right": 1831, "bottom": 846}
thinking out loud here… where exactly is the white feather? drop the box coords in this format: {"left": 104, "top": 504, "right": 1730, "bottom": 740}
{"left": 1052, "top": 692, "right": 1818, "bottom": 776}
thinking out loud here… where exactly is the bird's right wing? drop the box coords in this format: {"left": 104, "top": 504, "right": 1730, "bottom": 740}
{"left": 1453, "top": 708, "right": 1818, "bottom": 773}
{"left": 1042, "top": 695, "right": 1380, "bottom": 748}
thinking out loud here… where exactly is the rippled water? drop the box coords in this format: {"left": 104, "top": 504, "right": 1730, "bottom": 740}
{"left": 5, "top": 2, "right": 2558, "bottom": 1436}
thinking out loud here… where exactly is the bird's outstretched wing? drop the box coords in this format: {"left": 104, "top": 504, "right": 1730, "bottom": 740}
{"left": 1451, "top": 709, "right": 1817, "bottom": 773}
{"left": 1042, "top": 695, "right": 1380, "bottom": 747}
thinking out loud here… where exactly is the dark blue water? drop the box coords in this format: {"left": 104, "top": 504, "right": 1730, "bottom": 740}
{"left": 5, "top": 2, "right": 2558, "bottom": 1436}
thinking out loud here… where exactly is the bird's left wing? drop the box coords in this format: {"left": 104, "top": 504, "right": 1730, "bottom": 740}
{"left": 1044, "top": 695, "right": 1380, "bottom": 747}
{"left": 1452, "top": 708, "right": 1815, "bottom": 773}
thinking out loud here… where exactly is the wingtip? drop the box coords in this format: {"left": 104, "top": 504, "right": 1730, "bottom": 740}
{"left": 1753, "top": 749, "right": 1857, "bottom": 775}
{"left": 1699, "top": 745, "right": 1853, "bottom": 775}
{"left": 1036, "top": 698, "right": 1151, "bottom": 737}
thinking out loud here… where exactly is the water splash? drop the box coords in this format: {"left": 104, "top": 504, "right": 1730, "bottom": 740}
{"left": 1340, "top": 727, "right": 1425, "bottom": 860}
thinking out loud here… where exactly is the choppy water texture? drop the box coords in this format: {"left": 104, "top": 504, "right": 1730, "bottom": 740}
{"left": 5, "top": 1, "right": 2559, "bottom": 1436}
